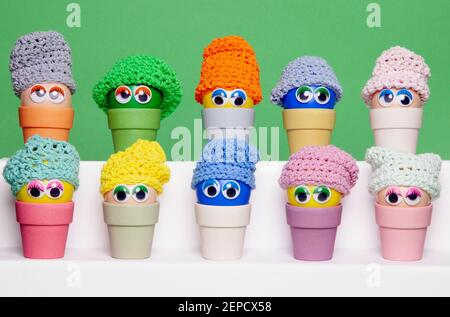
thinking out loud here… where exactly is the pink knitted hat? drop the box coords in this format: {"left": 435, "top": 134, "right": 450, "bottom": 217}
{"left": 279, "top": 145, "right": 359, "bottom": 196}
{"left": 361, "top": 46, "right": 431, "bottom": 105}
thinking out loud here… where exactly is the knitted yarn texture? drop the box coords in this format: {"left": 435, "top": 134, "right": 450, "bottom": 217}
{"left": 195, "top": 35, "right": 262, "bottom": 104}
{"left": 279, "top": 145, "right": 359, "bottom": 196}
{"left": 271, "top": 56, "right": 343, "bottom": 105}
{"left": 3, "top": 135, "right": 80, "bottom": 196}
{"left": 365, "top": 146, "right": 441, "bottom": 200}
{"left": 191, "top": 138, "right": 259, "bottom": 189}
{"left": 100, "top": 139, "right": 170, "bottom": 195}
{"left": 361, "top": 46, "right": 431, "bottom": 105}
{"left": 93, "top": 55, "right": 182, "bottom": 119}
{"left": 10, "top": 30, "right": 76, "bottom": 97}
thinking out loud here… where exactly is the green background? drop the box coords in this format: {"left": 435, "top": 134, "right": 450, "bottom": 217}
{"left": 0, "top": 0, "right": 449, "bottom": 161}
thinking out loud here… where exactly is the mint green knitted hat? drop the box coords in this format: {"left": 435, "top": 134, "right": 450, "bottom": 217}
{"left": 365, "top": 147, "right": 441, "bottom": 200}
{"left": 92, "top": 55, "right": 183, "bottom": 119}
{"left": 3, "top": 135, "right": 80, "bottom": 196}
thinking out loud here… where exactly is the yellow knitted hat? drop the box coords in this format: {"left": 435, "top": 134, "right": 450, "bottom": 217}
{"left": 100, "top": 140, "right": 170, "bottom": 195}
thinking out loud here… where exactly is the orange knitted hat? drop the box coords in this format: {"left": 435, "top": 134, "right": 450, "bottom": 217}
{"left": 195, "top": 36, "right": 262, "bottom": 105}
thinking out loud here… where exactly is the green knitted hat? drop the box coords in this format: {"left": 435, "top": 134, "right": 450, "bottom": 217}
{"left": 3, "top": 135, "right": 80, "bottom": 196}
{"left": 92, "top": 55, "right": 182, "bottom": 119}
{"left": 365, "top": 146, "right": 441, "bottom": 200}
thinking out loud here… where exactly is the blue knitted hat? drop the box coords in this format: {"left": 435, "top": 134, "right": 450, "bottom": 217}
{"left": 3, "top": 135, "right": 80, "bottom": 196}
{"left": 270, "top": 56, "right": 343, "bottom": 105}
{"left": 191, "top": 138, "right": 259, "bottom": 189}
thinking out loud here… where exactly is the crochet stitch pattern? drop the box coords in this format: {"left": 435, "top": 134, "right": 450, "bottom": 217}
{"left": 93, "top": 55, "right": 182, "bottom": 119}
{"left": 9, "top": 31, "right": 76, "bottom": 97}
{"left": 194, "top": 35, "right": 262, "bottom": 104}
{"left": 361, "top": 46, "right": 431, "bottom": 105}
{"left": 3, "top": 135, "right": 80, "bottom": 196}
{"left": 271, "top": 56, "right": 343, "bottom": 105}
{"left": 366, "top": 146, "right": 441, "bottom": 200}
{"left": 191, "top": 138, "right": 259, "bottom": 189}
{"left": 279, "top": 145, "right": 359, "bottom": 196}
{"left": 100, "top": 139, "right": 170, "bottom": 195}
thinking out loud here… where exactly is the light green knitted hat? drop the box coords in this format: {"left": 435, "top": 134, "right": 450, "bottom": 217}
{"left": 365, "top": 147, "right": 441, "bottom": 200}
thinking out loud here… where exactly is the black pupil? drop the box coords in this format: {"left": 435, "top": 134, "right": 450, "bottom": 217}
{"left": 49, "top": 188, "right": 61, "bottom": 198}
{"left": 116, "top": 190, "right": 127, "bottom": 201}
{"left": 226, "top": 188, "right": 237, "bottom": 198}
{"left": 30, "top": 188, "right": 41, "bottom": 197}
{"left": 400, "top": 95, "right": 410, "bottom": 105}
{"left": 383, "top": 93, "right": 394, "bottom": 103}
{"left": 234, "top": 97, "right": 244, "bottom": 106}
{"left": 214, "top": 96, "right": 224, "bottom": 105}
{"left": 121, "top": 91, "right": 130, "bottom": 99}
{"left": 207, "top": 186, "right": 217, "bottom": 196}
{"left": 297, "top": 192, "right": 307, "bottom": 202}
{"left": 388, "top": 193, "right": 398, "bottom": 204}
{"left": 407, "top": 193, "right": 418, "bottom": 201}
{"left": 318, "top": 92, "right": 327, "bottom": 102}
{"left": 135, "top": 189, "right": 146, "bottom": 200}
{"left": 318, "top": 192, "right": 329, "bottom": 201}
{"left": 138, "top": 93, "right": 148, "bottom": 102}
{"left": 300, "top": 91, "right": 311, "bottom": 101}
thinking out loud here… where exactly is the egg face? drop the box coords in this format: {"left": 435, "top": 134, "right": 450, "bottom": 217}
{"left": 107, "top": 85, "right": 162, "bottom": 109}
{"left": 202, "top": 88, "right": 254, "bottom": 109}
{"left": 376, "top": 186, "right": 431, "bottom": 208}
{"left": 104, "top": 184, "right": 158, "bottom": 205}
{"left": 21, "top": 82, "right": 72, "bottom": 108}
{"left": 17, "top": 180, "right": 75, "bottom": 204}
{"left": 281, "top": 85, "right": 337, "bottom": 109}
{"left": 287, "top": 185, "right": 341, "bottom": 208}
{"left": 196, "top": 179, "right": 251, "bottom": 206}
{"left": 370, "top": 88, "right": 422, "bottom": 109}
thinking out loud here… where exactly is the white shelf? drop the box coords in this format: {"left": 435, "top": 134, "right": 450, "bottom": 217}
{"left": 0, "top": 161, "right": 450, "bottom": 296}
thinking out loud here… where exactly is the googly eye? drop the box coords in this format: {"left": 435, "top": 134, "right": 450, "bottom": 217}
{"left": 295, "top": 86, "right": 313, "bottom": 103}
{"left": 202, "top": 179, "right": 220, "bottom": 198}
{"left": 384, "top": 186, "right": 403, "bottom": 206}
{"left": 45, "top": 179, "right": 64, "bottom": 199}
{"left": 27, "top": 180, "right": 45, "bottom": 199}
{"left": 405, "top": 187, "right": 422, "bottom": 206}
{"left": 313, "top": 185, "right": 332, "bottom": 204}
{"left": 294, "top": 185, "right": 311, "bottom": 204}
{"left": 314, "top": 87, "right": 331, "bottom": 105}
{"left": 378, "top": 89, "right": 395, "bottom": 107}
{"left": 396, "top": 89, "right": 413, "bottom": 107}
{"left": 48, "top": 86, "right": 65, "bottom": 104}
{"left": 211, "top": 88, "right": 228, "bottom": 106}
{"left": 222, "top": 180, "right": 241, "bottom": 200}
{"left": 30, "top": 85, "right": 47, "bottom": 103}
{"left": 132, "top": 184, "right": 149, "bottom": 202}
{"left": 115, "top": 86, "right": 132, "bottom": 104}
{"left": 230, "top": 89, "right": 247, "bottom": 106}
{"left": 134, "top": 85, "right": 152, "bottom": 104}
{"left": 113, "top": 185, "right": 130, "bottom": 203}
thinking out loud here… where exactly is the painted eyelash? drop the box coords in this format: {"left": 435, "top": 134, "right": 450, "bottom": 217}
{"left": 116, "top": 86, "right": 131, "bottom": 94}
{"left": 31, "top": 85, "right": 45, "bottom": 93}
{"left": 49, "top": 86, "right": 65, "bottom": 95}
{"left": 46, "top": 181, "right": 64, "bottom": 191}
{"left": 406, "top": 188, "right": 422, "bottom": 197}
{"left": 385, "top": 187, "right": 402, "bottom": 197}
{"left": 27, "top": 181, "right": 44, "bottom": 191}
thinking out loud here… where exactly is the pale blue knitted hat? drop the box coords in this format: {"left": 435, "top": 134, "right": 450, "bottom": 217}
{"left": 365, "top": 147, "right": 441, "bottom": 200}
{"left": 3, "top": 135, "right": 80, "bottom": 196}
{"left": 191, "top": 138, "right": 259, "bottom": 189}
{"left": 271, "top": 56, "right": 343, "bottom": 105}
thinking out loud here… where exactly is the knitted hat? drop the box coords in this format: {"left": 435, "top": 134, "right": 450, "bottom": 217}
{"left": 194, "top": 36, "right": 262, "bottom": 105}
{"left": 279, "top": 145, "right": 358, "bottom": 196}
{"left": 191, "top": 138, "right": 259, "bottom": 189}
{"left": 9, "top": 31, "right": 76, "bottom": 97}
{"left": 361, "top": 46, "right": 431, "bottom": 105}
{"left": 271, "top": 56, "right": 343, "bottom": 105}
{"left": 3, "top": 135, "right": 80, "bottom": 196}
{"left": 93, "top": 55, "right": 182, "bottom": 119}
{"left": 365, "top": 147, "right": 441, "bottom": 200}
{"left": 100, "top": 140, "right": 170, "bottom": 195}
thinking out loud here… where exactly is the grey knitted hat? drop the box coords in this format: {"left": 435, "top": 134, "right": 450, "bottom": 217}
{"left": 365, "top": 147, "right": 442, "bottom": 200}
{"left": 9, "top": 31, "right": 76, "bottom": 97}
{"left": 270, "top": 56, "right": 343, "bottom": 105}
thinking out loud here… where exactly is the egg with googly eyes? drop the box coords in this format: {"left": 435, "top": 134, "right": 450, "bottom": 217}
{"left": 196, "top": 179, "right": 251, "bottom": 206}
